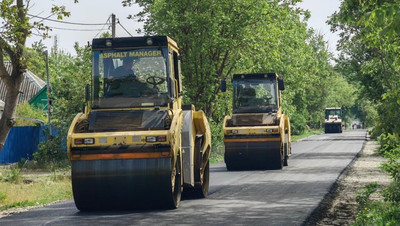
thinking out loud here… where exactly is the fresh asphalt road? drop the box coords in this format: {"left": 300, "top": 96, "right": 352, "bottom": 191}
{"left": 0, "top": 130, "right": 367, "bottom": 226}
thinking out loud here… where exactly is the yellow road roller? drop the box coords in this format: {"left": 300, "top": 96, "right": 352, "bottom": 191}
{"left": 67, "top": 36, "right": 211, "bottom": 210}
{"left": 324, "top": 107, "right": 343, "bottom": 133}
{"left": 221, "top": 73, "right": 291, "bottom": 170}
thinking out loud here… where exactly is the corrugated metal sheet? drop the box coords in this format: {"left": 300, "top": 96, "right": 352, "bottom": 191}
{"left": 0, "top": 61, "right": 45, "bottom": 104}
{"left": 0, "top": 126, "right": 59, "bottom": 164}
{"left": 0, "top": 126, "right": 44, "bottom": 164}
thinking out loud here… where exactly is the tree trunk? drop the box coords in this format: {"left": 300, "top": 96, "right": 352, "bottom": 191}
{"left": 0, "top": 75, "right": 23, "bottom": 151}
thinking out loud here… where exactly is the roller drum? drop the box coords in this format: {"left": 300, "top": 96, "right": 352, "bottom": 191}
{"left": 224, "top": 141, "right": 282, "bottom": 170}
{"left": 72, "top": 158, "right": 174, "bottom": 210}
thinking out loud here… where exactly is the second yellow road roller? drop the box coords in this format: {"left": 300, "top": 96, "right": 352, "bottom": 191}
{"left": 67, "top": 36, "right": 211, "bottom": 210}
{"left": 221, "top": 73, "right": 291, "bottom": 170}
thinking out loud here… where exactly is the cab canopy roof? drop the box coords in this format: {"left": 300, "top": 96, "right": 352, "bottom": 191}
{"left": 92, "top": 36, "right": 178, "bottom": 50}
{"left": 233, "top": 73, "right": 279, "bottom": 80}
{"left": 325, "top": 107, "right": 341, "bottom": 110}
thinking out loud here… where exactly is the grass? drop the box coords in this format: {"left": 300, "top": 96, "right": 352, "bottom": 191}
{"left": 291, "top": 128, "right": 323, "bottom": 142}
{"left": 0, "top": 170, "right": 72, "bottom": 211}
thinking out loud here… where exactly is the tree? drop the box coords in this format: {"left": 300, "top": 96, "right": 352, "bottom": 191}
{"left": 125, "top": 0, "right": 356, "bottom": 135}
{"left": 329, "top": 0, "right": 400, "bottom": 134}
{"left": 0, "top": 0, "right": 71, "bottom": 151}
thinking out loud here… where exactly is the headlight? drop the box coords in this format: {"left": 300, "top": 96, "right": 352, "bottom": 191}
{"left": 146, "top": 136, "right": 157, "bottom": 142}
{"left": 74, "top": 138, "right": 95, "bottom": 145}
{"left": 231, "top": 130, "right": 238, "bottom": 134}
{"left": 266, "top": 128, "right": 279, "bottom": 133}
{"left": 84, "top": 138, "right": 95, "bottom": 144}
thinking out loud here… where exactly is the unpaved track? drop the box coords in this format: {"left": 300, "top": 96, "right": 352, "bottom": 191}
{"left": 0, "top": 130, "right": 366, "bottom": 226}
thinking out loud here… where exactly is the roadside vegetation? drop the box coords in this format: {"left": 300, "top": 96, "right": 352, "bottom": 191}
{"left": 330, "top": 0, "right": 400, "bottom": 224}
{"left": 0, "top": 163, "right": 72, "bottom": 211}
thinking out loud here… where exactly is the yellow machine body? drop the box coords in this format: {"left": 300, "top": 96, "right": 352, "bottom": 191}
{"left": 67, "top": 36, "right": 211, "bottom": 210}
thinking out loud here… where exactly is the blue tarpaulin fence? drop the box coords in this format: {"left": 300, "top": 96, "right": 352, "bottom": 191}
{"left": 0, "top": 126, "right": 46, "bottom": 164}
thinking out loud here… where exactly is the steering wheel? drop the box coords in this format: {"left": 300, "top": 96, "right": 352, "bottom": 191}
{"left": 146, "top": 76, "right": 165, "bottom": 89}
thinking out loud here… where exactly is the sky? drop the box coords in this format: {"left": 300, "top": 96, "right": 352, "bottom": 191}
{"left": 26, "top": 0, "right": 342, "bottom": 56}
{"left": 26, "top": 0, "right": 143, "bottom": 53}
{"left": 297, "top": 0, "right": 342, "bottom": 57}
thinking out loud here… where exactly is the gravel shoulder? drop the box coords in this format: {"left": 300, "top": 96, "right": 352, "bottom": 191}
{"left": 306, "top": 136, "right": 391, "bottom": 225}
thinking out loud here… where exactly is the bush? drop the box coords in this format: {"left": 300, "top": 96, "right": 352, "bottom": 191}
{"left": 354, "top": 201, "right": 400, "bottom": 225}
{"left": 34, "top": 129, "right": 69, "bottom": 169}
{"left": 355, "top": 183, "right": 379, "bottom": 208}
{"left": 0, "top": 168, "right": 22, "bottom": 184}
{"left": 383, "top": 180, "right": 400, "bottom": 203}
{"left": 377, "top": 133, "right": 400, "bottom": 158}
{"left": 209, "top": 119, "right": 224, "bottom": 163}
{"left": 15, "top": 102, "right": 47, "bottom": 126}
{"left": 290, "top": 113, "right": 307, "bottom": 135}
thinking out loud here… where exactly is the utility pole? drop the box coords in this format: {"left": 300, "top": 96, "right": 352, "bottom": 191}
{"left": 45, "top": 50, "right": 52, "bottom": 136}
{"left": 112, "top": 14, "right": 116, "bottom": 38}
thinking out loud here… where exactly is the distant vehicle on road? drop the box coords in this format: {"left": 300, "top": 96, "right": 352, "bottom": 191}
{"left": 325, "top": 107, "right": 343, "bottom": 133}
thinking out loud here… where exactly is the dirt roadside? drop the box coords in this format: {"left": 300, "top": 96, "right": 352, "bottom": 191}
{"left": 305, "top": 135, "right": 391, "bottom": 225}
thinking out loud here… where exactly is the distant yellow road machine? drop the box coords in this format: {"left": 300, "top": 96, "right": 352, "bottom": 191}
{"left": 221, "top": 73, "right": 291, "bottom": 170}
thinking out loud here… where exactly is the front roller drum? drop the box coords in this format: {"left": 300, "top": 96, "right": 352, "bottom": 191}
{"left": 71, "top": 157, "right": 181, "bottom": 211}
{"left": 224, "top": 141, "right": 282, "bottom": 170}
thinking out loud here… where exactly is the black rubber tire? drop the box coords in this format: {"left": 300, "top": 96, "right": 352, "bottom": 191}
{"left": 184, "top": 161, "right": 210, "bottom": 198}
{"left": 283, "top": 134, "right": 289, "bottom": 166}
{"left": 166, "top": 156, "right": 182, "bottom": 209}
{"left": 194, "top": 161, "right": 210, "bottom": 198}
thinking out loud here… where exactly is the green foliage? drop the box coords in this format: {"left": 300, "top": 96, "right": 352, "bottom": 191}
{"left": 17, "top": 158, "right": 27, "bottom": 169}
{"left": 209, "top": 119, "right": 224, "bottom": 163}
{"left": 377, "top": 133, "right": 400, "bottom": 158}
{"left": 34, "top": 130, "right": 69, "bottom": 169}
{"left": 356, "top": 183, "right": 379, "bottom": 208}
{"left": 48, "top": 43, "right": 91, "bottom": 126}
{"left": 0, "top": 192, "right": 6, "bottom": 203}
{"left": 330, "top": 0, "right": 400, "bottom": 134}
{"left": 383, "top": 180, "right": 400, "bottom": 203}
{"left": 0, "top": 168, "right": 22, "bottom": 184}
{"left": 289, "top": 112, "right": 307, "bottom": 135}
{"left": 15, "top": 102, "right": 47, "bottom": 126}
{"left": 0, "top": 200, "right": 39, "bottom": 211}
{"left": 291, "top": 128, "right": 323, "bottom": 142}
{"left": 354, "top": 201, "right": 400, "bottom": 226}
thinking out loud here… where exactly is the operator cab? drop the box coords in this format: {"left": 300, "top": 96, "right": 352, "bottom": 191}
{"left": 91, "top": 36, "right": 181, "bottom": 109}
{"left": 231, "top": 73, "right": 283, "bottom": 113}
{"left": 325, "top": 108, "right": 342, "bottom": 120}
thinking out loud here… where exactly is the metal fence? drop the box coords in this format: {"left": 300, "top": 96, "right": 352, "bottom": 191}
{"left": 0, "top": 126, "right": 45, "bottom": 164}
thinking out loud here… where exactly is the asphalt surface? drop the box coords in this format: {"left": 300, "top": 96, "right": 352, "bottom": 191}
{"left": 0, "top": 130, "right": 367, "bottom": 226}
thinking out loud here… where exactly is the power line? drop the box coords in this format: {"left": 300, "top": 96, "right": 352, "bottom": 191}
{"left": 49, "top": 26, "right": 109, "bottom": 31}
{"left": 27, "top": 13, "right": 110, "bottom": 26}
{"left": 94, "top": 15, "right": 112, "bottom": 38}
{"left": 117, "top": 20, "right": 133, "bottom": 37}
